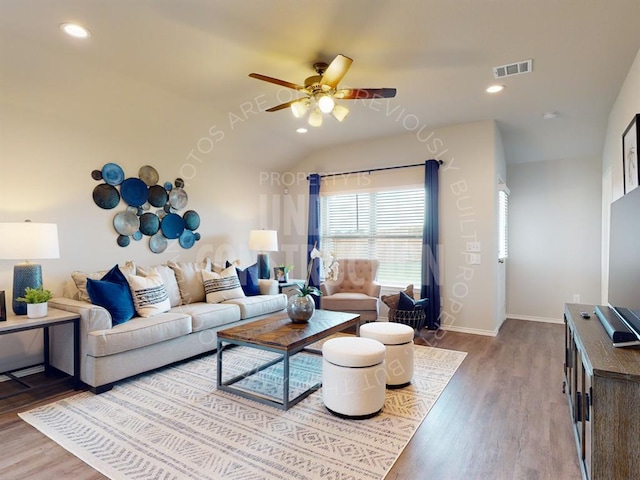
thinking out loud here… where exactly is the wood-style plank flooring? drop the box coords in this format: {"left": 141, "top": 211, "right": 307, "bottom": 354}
{"left": 0, "top": 319, "right": 582, "bottom": 480}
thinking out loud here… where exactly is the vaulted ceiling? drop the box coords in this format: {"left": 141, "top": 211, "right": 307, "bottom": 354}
{"left": 1, "top": 0, "right": 639, "bottom": 171}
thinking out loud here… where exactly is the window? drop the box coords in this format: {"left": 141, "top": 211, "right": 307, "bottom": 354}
{"left": 498, "top": 187, "right": 509, "bottom": 261}
{"left": 320, "top": 188, "right": 424, "bottom": 286}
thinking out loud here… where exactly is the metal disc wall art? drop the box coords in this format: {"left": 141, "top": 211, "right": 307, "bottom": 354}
{"left": 91, "top": 163, "right": 201, "bottom": 252}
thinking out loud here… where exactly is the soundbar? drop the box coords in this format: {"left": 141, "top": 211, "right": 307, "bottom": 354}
{"left": 594, "top": 305, "right": 640, "bottom": 347}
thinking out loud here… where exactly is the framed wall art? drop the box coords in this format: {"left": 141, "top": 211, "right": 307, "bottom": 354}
{"left": 623, "top": 113, "right": 639, "bottom": 194}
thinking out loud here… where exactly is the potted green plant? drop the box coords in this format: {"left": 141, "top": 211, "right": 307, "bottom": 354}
{"left": 17, "top": 286, "right": 53, "bottom": 319}
{"left": 286, "top": 244, "right": 338, "bottom": 323}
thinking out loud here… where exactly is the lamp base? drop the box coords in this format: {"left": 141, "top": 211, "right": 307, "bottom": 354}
{"left": 257, "top": 253, "right": 270, "bottom": 280}
{"left": 12, "top": 263, "right": 43, "bottom": 315}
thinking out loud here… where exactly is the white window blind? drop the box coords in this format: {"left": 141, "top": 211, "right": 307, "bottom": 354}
{"left": 498, "top": 188, "right": 509, "bottom": 260}
{"left": 320, "top": 188, "right": 425, "bottom": 286}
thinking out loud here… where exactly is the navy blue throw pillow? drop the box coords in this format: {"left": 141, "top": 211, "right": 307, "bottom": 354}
{"left": 227, "top": 261, "right": 260, "bottom": 296}
{"left": 397, "top": 291, "right": 429, "bottom": 312}
{"left": 86, "top": 265, "right": 136, "bottom": 326}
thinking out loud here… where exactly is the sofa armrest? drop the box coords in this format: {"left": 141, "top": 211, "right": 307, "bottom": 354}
{"left": 367, "top": 281, "right": 382, "bottom": 299}
{"left": 49, "top": 297, "right": 113, "bottom": 332}
{"left": 258, "top": 279, "right": 279, "bottom": 295}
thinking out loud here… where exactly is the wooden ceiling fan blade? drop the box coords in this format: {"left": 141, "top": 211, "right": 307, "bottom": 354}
{"left": 337, "top": 88, "right": 397, "bottom": 100}
{"left": 320, "top": 54, "right": 353, "bottom": 88}
{"left": 265, "top": 100, "right": 299, "bottom": 112}
{"left": 249, "top": 73, "right": 308, "bottom": 92}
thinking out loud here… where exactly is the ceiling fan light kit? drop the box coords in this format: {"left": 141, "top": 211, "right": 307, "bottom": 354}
{"left": 249, "top": 54, "right": 396, "bottom": 127}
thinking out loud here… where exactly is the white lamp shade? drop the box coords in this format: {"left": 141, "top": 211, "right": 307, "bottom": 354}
{"left": 0, "top": 222, "right": 60, "bottom": 260}
{"left": 248, "top": 230, "right": 278, "bottom": 252}
{"left": 332, "top": 104, "right": 349, "bottom": 122}
{"left": 308, "top": 108, "right": 323, "bottom": 127}
{"left": 291, "top": 100, "right": 310, "bottom": 118}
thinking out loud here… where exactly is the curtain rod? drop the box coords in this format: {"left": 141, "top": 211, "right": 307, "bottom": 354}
{"left": 308, "top": 160, "right": 443, "bottom": 180}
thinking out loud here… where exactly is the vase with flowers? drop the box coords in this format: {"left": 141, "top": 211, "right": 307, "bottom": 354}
{"left": 286, "top": 244, "right": 338, "bottom": 323}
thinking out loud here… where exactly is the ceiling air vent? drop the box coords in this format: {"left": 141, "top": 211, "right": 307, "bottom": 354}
{"left": 493, "top": 59, "right": 533, "bottom": 79}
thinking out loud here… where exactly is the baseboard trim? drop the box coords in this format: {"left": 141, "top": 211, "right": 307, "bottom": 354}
{"left": 507, "top": 314, "right": 564, "bottom": 324}
{"left": 438, "top": 324, "right": 499, "bottom": 337}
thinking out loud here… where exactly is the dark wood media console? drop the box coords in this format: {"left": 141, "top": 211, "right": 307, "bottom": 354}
{"left": 564, "top": 304, "right": 640, "bottom": 480}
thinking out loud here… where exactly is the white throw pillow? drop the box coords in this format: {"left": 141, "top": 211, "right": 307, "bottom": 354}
{"left": 167, "top": 258, "right": 211, "bottom": 304}
{"left": 202, "top": 266, "right": 245, "bottom": 303}
{"left": 127, "top": 269, "right": 171, "bottom": 317}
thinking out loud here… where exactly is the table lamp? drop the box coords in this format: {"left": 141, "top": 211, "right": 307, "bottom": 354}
{"left": 0, "top": 221, "right": 60, "bottom": 315}
{"left": 248, "top": 230, "right": 278, "bottom": 279}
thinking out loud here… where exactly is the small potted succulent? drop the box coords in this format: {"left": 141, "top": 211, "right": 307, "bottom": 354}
{"left": 17, "top": 286, "right": 53, "bottom": 319}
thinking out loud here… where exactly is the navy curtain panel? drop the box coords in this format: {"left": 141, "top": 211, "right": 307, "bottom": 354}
{"left": 421, "top": 159, "right": 440, "bottom": 329}
{"left": 307, "top": 173, "right": 321, "bottom": 306}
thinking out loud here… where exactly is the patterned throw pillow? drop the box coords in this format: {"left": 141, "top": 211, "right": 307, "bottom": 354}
{"left": 202, "top": 266, "right": 246, "bottom": 303}
{"left": 127, "top": 269, "right": 171, "bottom": 318}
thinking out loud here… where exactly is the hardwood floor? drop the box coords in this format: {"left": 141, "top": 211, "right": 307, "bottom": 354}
{"left": 0, "top": 319, "right": 582, "bottom": 480}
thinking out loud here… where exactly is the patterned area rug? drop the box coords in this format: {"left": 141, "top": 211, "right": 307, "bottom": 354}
{"left": 19, "top": 344, "right": 466, "bottom": 480}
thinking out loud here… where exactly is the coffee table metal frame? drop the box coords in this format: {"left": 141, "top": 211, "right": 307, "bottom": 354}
{"left": 216, "top": 310, "right": 359, "bottom": 410}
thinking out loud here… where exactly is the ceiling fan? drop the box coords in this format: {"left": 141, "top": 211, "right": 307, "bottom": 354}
{"left": 249, "top": 54, "right": 397, "bottom": 127}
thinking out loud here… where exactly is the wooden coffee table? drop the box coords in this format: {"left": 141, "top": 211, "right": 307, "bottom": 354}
{"left": 216, "top": 310, "right": 360, "bottom": 410}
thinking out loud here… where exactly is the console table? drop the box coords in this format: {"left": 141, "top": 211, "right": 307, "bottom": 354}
{"left": 0, "top": 308, "right": 80, "bottom": 400}
{"left": 564, "top": 304, "right": 640, "bottom": 480}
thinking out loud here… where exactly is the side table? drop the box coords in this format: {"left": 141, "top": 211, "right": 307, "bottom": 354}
{"left": 0, "top": 308, "right": 80, "bottom": 400}
{"left": 278, "top": 279, "right": 305, "bottom": 297}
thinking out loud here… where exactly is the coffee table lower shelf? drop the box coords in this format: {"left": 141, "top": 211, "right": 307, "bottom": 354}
{"left": 216, "top": 342, "right": 322, "bottom": 410}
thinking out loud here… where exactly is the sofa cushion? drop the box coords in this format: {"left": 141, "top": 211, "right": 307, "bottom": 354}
{"left": 168, "top": 259, "right": 211, "bottom": 304}
{"left": 86, "top": 265, "right": 136, "bottom": 326}
{"left": 223, "top": 293, "right": 287, "bottom": 319}
{"left": 202, "top": 266, "right": 245, "bottom": 303}
{"left": 86, "top": 312, "right": 192, "bottom": 357}
{"left": 138, "top": 264, "right": 182, "bottom": 307}
{"left": 397, "top": 290, "right": 428, "bottom": 311}
{"left": 321, "top": 292, "right": 378, "bottom": 312}
{"left": 127, "top": 269, "right": 171, "bottom": 318}
{"left": 228, "top": 261, "right": 260, "bottom": 296}
{"left": 170, "top": 302, "right": 242, "bottom": 332}
{"left": 71, "top": 261, "right": 136, "bottom": 302}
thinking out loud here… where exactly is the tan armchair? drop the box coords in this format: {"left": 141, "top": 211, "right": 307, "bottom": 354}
{"left": 320, "top": 259, "right": 381, "bottom": 322}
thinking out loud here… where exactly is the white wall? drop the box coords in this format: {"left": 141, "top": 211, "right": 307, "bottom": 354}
{"left": 282, "top": 120, "right": 503, "bottom": 335}
{"left": 507, "top": 156, "right": 602, "bottom": 321}
{"left": 601, "top": 47, "right": 640, "bottom": 302}
{"left": 0, "top": 53, "right": 282, "bottom": 371}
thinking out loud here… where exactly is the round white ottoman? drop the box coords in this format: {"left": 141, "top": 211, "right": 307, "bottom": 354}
{"left": 322, "top": 337, "right": 386, "bottom": 419}
{"left": 360, "top": 322, "right": 414, "bottom": 388}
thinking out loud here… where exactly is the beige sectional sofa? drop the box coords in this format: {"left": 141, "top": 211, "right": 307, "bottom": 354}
{"left": 49, "top": 259, "right": 287, "bottom": 393}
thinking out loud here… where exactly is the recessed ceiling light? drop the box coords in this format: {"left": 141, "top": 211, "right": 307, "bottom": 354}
{"left": 543, "top": 111, "right": 559, "bottom": 120}
{"left": 60, "top": 23, "right": 91, "bottom": 38}
{"left": 486, "top": 85, "right": 505, "bottom": 94}
{"left": 296, "top": 127, "right": 308, "bottom": 134}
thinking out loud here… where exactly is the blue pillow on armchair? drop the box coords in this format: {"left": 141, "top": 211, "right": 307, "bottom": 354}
{"left": 397, "top": 291, "right": 428, "bottom": 311}
{"left": 86, "top": 265, "right": 136, "bottom": 326}
{"left": 227, "top": 261, "right": 260, "bottom": 296}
